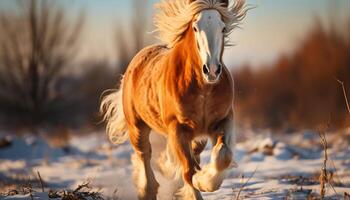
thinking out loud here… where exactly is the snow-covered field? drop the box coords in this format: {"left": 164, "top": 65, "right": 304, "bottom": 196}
{"left": 0, "top": 129, "right": 349, "bottom": 199}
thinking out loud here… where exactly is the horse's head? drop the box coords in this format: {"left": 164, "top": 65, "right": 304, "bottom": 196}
{"left": 192, "top": 10, "right": 225, "bottom": 84}
{"left": 190, "top": 0, "right": 228, "bottom": 84}
{"left": 155, "top": 0, "right": 248, "bottom": 84}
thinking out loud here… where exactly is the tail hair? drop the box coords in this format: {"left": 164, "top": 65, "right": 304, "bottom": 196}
{"left": 100, "top": 78, "right": 128, "bottom": 144}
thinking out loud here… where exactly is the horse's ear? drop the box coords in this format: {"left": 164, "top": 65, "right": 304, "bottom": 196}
{"left": 187, "top": 0, "right": 196, "bottom": 3}
{"left": 217, "top": 0, "right": 229, "bottom": 7}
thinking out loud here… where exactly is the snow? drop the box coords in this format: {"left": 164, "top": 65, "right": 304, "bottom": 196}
{"left": 0, "top": 130, "right": 349, "bottom": 199}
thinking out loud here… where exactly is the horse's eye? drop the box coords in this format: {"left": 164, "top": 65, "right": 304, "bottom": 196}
{"left": 193, "top": 26, "right": 198, "bottom": 32}
{"left": 222, "top": 27, "right": 227, "bottom": 33}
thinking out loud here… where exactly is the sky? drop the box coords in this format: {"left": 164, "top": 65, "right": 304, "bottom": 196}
{"left": 0, "top": 0, "right": 349, "bottom": 69}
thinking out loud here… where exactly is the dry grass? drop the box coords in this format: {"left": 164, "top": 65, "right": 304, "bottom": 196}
{"left": 1, "top": 177, "right": 105, "bottom": 200}
{"left": 36, "top": 171, "right": 44, "bottom": 192}
{"left": 318, "top": 78, "right": 350, "bottom": 199}
{"left": 317, "top": 121, "right": 341, "bottom": 199}
{"left": 48, "top": 181, "right": 104, "bottom": 200}
{"left": 335, "top": 78, "right": 350, "bottom": 115}
{"left": 233, "top": 166, "right": 258, "bottom": 200}
{"left": 318, "top": 128, "right": 328, "bottom": 199}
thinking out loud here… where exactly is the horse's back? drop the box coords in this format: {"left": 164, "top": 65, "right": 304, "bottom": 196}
{"left": 124, "top": 44, "right": 168, "bottom": 91}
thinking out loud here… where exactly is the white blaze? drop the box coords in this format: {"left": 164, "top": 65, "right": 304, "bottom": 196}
{"left": 192, "top": 9, "right": 225, "bottom": 83}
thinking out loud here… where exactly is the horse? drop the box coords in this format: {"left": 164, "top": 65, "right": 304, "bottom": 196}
{"left": 100, "top": 0, "right": 248, "bottom": 199}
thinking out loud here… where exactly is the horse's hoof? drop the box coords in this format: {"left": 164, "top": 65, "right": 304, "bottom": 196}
{"left": 192, "top": 165, "right": 224, "bottom": 192}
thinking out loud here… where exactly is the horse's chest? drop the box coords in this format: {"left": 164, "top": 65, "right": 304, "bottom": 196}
{"left": 180, "top": 91, "right": 231, "bottom": 132}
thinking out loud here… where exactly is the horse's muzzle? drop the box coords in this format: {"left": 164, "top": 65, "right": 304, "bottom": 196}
{"left": 202, "top": 63, "right": 222, "bottom": 83}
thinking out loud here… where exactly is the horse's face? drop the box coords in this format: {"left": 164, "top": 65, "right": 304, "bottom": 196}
{"left": 192, "top": 9, "right": 225, "bottom": 84}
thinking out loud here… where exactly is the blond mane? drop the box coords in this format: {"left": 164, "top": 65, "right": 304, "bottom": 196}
{"left": 154, "top": 0, "right": 248, "bottom": 48}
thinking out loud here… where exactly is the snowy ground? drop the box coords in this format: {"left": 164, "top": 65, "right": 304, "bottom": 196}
{"left": 0, "top": 129, "right": 349, "bottom": 200}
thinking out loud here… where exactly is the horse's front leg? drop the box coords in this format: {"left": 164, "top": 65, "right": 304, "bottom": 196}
{"left": 168, "top": 121, "right": 203, "bottom": 200}
{"left": 193, "top": 116, "right": 237, "bottom": 192}
{"left": 192, "top": 139, "right": 208, "bottom": 164}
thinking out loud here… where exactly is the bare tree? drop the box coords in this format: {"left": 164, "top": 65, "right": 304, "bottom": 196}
{"left": 0, "top": 0, "right": 83, "bottom": 118}
{"left": 115, "top": 0, "right": 149, "bottom": 74}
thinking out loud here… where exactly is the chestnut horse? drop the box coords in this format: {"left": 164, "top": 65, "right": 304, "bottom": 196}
{"left": 101, "top": 0, "right": 248, "bottom": 199}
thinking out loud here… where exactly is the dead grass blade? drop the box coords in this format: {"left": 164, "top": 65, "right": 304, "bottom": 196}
{"left": 318, "top": 128, "right": 328, "bottom": 199}
{"left": 36, "top": 171, "right": 44, "bottom": 192}
{"left": 335, "top": 78, "right": 350, "bottom": 114}
{"left": 234, "top": 165, "right": 258, "bottom": 200}
{"left": 318, "top": 122, "right": 339, "bottom": 199}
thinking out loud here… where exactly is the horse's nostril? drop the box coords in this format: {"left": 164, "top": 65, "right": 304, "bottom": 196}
{"left": 216, "top": 64, "right": 222, "bottom": 75}
{"left": 203, "top": 64, "right": 209, "bottom": 75}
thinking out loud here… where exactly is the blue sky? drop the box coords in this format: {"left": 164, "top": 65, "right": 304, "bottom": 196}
{"left": 0, "top": 0, "right": 349, "bottom": 68}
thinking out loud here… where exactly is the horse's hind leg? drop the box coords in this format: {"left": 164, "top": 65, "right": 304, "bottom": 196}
{"left": 129, "top": 121, "right": 159, "bottom": 200}
{"left": 157, "top": 142, "right": 180, "bottom": 179}
{"left": 193, "top": 116, "right": 237, "bottom": 192}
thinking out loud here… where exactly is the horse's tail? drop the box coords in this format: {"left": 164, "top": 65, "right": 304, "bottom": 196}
{"left": 100, "top": 78, "right": 128, "bottom": 145}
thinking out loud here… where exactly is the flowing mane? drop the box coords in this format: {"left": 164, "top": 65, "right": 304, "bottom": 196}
{"left": 154, "top": 0, "right": 248, "bottom": 47}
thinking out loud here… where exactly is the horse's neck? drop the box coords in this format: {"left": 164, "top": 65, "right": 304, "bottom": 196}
{"left": 166, "top": 30, "right": 204, "bottom": 94}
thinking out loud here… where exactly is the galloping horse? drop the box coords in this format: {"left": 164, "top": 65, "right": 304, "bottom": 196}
{"left": 101, "top": 0, "right": 248, "bottom": 199}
